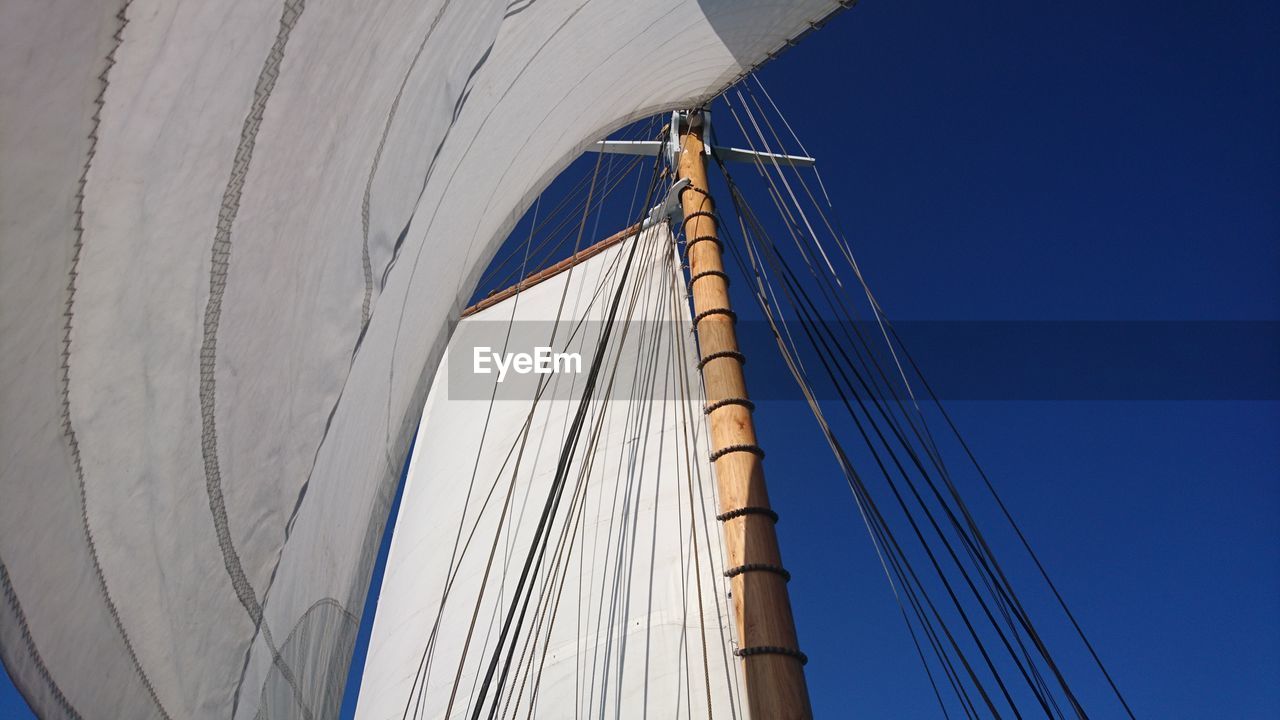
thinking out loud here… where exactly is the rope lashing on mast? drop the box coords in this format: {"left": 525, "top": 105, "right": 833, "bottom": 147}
{"left": 707, "top": 443, "right": 765, "bottom": 462}
{"left": 735, "top": 646, "right": 810, "bottom": 665}
{"left": 686, "top": 234, "right": 724, "bottom": 252}
{"left": 697, "top": 349, "right": 746, "bottom": 369}
{"left": 724, "top": 562, "right": 792, "bottom": 582}
{"left": 715, "top": 505, "right": 779, "bottom": 523}
{"left": 689, "top": 268, "right": 730, "bottom": 286}
{"left": 682, "top": 210, "right": 718, "bottom": 227}
{"left": 703, "top": 396, "right": 755, "bottom": 414}
{"left": 691, "top": 306, "right": 737, "bottom": 325}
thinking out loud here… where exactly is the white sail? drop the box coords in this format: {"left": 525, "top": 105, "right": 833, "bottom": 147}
{"left": 356, "top": 222, "right": 743, "bottom": 719}
{"left": 0, "top": 1, "right": 843, "bottom": 717}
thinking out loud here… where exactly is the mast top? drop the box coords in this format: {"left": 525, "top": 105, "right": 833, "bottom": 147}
{"left": 589, "top": 110, "right": 817, "bottom": 170}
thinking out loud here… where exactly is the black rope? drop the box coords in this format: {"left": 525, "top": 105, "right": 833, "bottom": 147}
{"left": 709, "top": 443, "right": 764, "bottom": 463}
{"left": 735, "top": 645, "right": 809, "bottom": 665}
{"left": 685, "top": 234, "right": 723, "bottom": 252}
{"left": 724, "top": 562, "right": 791, "bottom": 582}
{"left": 691, "top": 306, "right": 736, "bottom": 325}
{"left": 703, "top": 396, "right": 755, "bottom": 414}
{"left": 689, "top": 269, "right": 729, "bottom": 286}
{"left": 682, "top": 210, "right": 717, "bottom": 227}
{"left": 716, "top": 506, "right": 779, "bottom": 523}
{"left": 697, "top": 349, "right": 746, "bottom": 370}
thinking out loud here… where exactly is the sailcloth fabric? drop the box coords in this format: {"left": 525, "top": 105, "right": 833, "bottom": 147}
{"left": 0, "top": 1, "right": 841, "bottom": 717}
{"left": 358, "top": 223, "right": 743, "bottom": 718}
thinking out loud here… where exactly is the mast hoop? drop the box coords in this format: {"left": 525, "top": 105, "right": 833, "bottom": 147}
{"left": 692, "top": 307, "right": 737, "bottom": 325}
{"left": 689, "top": 269, "right": 729, "bottom": 286}
{"left": 685, "top": 234, "right": 723, "bottom": 252}
{"left": 716, "top": 506, "right": 778, "bottom": 523}
{"left": 735, "top": 646, "right": 809, "bottom": 666}
{"left": 682, "top": 210, "right": 718, "bottom": 227}
{"left": 709, "top": 442, "right": 764, "bottom": 462}
{"left": 697, "top": 349, "right": 746, "bottom": 370}
{"left": 703, "top": 396, "right": 755, "bottom": 414}
{"left": 724, "top": 562, "right": 791, "bottom": 582}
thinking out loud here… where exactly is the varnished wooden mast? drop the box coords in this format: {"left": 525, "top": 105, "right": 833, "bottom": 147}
{"left": 678, "top": 111, "right": 813, "bottom": 719}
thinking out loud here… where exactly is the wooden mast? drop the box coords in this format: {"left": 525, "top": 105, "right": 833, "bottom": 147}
{"left": 678, "top": 111, "right": 813, "bottom": 719}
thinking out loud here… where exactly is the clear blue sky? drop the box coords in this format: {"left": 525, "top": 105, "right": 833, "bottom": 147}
{"left": 4, "top": 1, "right": 1276, "bottom": 717}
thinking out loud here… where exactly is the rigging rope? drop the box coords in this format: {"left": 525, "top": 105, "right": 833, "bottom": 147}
{"left": 705, "top": 75, "right": 1137, "bottom": 719}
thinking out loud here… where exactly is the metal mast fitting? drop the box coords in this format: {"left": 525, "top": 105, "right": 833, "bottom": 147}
{"left": 675, "top": 109, "right": 814, "bottom": 720}
{"left": 590, "top": 111, "right": 816, "bottom": 170}
{"left": 597, "top": 111, "right": 816, "bottom": 228}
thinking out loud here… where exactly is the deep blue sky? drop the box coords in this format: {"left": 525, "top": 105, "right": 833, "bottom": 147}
{"left": 4, "top": 1, "right": 1276, "bottom": 717}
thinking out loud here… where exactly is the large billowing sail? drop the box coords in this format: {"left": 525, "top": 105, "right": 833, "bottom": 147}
{"left": 0, "top": 1, "right": 842, "bottom": 717}
{"left": 357, "top": 222, "right": 743, "bottom": 719}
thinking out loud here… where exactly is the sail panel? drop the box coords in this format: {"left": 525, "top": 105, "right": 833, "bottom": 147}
{"left": 0, "top": 1, "right": 843, "bottom": 717}
{"left": 356, "top": 223, "right": 744, "bottom": 719}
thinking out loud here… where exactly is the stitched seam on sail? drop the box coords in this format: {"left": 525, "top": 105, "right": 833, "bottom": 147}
{"left": 236, "top": 0, "right": 460, "bottom": 706}
{"left": 233, "top": 19, "right": 500, "bottom": 713}
{"left": 0, "top": 557, "right": 84, "bottom": 720}
{"left": 253, "top": 598, "right": 359, "bottom": 715}
{"left": 198, "top": 1, "right": 315, "bottom": 718}
{"left": 60, "top": 4, "right": 173, "bottom": 718}
{"left": 239, "top": 11, "right": 505, "bottom": 710}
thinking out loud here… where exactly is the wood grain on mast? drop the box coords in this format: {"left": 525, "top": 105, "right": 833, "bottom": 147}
{"left": 678, "top": 111, "right": 813, "bottom": 719}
